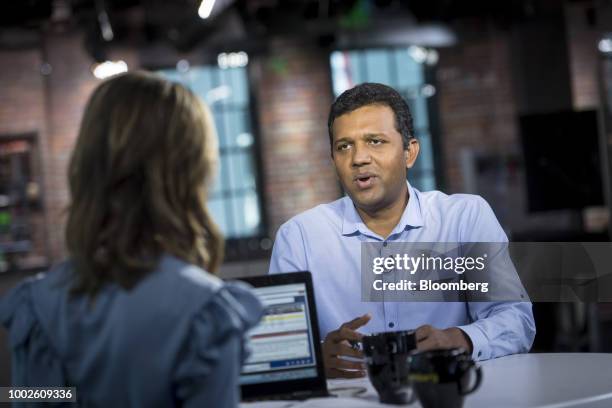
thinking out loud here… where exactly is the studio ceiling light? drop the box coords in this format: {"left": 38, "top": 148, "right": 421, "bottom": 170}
{"left": 198, "top": 0, "right": 216, "bottom": 19}
{"left": 92, "top": 60, "right": 128, "bottom": 79}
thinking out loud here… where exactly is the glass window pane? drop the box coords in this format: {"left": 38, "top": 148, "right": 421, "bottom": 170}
{"left": 222, "top": 110, "right": 236, "bottom": 149}
{"left": 229, "top": 111, "right": 252, "bottom": 147}
{"left": 213, "top": 110, "right": 228, "bottom": 149}
{"left": 191, "top": 67, "right": 214, "bottom": 99}
{"left": 209, "top": 164, "right": 222, "bottom": 197}
{"left": 349, "top": 51, "right": 367, "bottom": 89}
{"left": 416, "top": 132, "right": 434, "bottom": 171}
{"left": 245, "top": 190, "right": 261, "bottom": 233}
{"left": 395, "top": 48, "right": 424, "bottom": 89}
{"left": 208, "top": 198, "right": 228, "bottom": 235}
{"left": 365, "top": 50, "right": 391, "bottom": 85}
{"left": 331, "top": 51, "right": 352, "bottom": 96}
{"left": 220, "top": 150, "right": 233, "bottom": 194}
{"left": 230, "top": 150, "right": 255, "bottom": 191}
{"left": 413, "top": 96, "right": 429, "bottom": 131}
{"left": 229, "top": 68, "right": 249, "bottom": 105}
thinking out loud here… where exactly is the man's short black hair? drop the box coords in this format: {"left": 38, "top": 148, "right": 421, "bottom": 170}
{"left": 327, "top": 82, "right": 415, "bottom": 152}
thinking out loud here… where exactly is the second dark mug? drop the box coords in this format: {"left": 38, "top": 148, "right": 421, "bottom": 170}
{"left": 362, "top": 330, "right": 417, "bottom": 405}
{"left": 408, "top": 348, "right": 482, "bottom": 408}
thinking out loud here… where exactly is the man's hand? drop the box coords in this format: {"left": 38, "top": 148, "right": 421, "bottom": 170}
{"left": 415, "top": 325, "right": 473, "bottom": 353}
{"left": 322, "top": 314, "right": 371, "bottom": 379}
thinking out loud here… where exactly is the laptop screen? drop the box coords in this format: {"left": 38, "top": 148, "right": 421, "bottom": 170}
{"left": 240, "top": 283, "right": 319, "bottom": 385}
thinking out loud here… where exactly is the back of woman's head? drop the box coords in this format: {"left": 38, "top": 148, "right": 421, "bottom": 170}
{"left": 66, "top": 71, "right": 223, "bottom": 295}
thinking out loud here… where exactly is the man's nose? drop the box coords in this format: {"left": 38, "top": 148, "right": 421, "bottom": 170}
{"left": 351, "top": 144, "right": 371, "bottom": 167}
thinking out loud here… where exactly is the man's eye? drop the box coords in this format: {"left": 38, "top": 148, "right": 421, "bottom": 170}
{"left": 337, "top": 143, "right": 350, "bottom": 151}
{"left": 369, "top": 139, "right": 383, "bottom": 145}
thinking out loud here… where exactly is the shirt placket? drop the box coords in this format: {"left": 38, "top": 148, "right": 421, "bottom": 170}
{"left": 380, "top": 239, "right": 398, "bottom": 330}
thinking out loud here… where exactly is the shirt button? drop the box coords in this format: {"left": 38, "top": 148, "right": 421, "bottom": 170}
{"left": 388, "top": 322, "right": 395, "bottom": 328}
{"left": 383, "top": 242, "right": 388, "bottom": 247}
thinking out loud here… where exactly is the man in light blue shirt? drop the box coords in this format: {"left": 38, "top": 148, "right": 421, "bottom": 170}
{"left": 269, "top": 83, "right": 535, "bottom": 378}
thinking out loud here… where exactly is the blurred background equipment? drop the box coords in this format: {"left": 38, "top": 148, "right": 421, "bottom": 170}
{"left": 520, "top": 110, "right": 604, "bottom": 213}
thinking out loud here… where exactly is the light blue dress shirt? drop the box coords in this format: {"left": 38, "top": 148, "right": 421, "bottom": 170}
{"left": 269, "top": 182, "right": 535, "bottom": 361}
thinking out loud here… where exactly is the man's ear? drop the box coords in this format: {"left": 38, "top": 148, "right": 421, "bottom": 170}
{"left": 405, "top": 138, "right": 420, "bottom": 169}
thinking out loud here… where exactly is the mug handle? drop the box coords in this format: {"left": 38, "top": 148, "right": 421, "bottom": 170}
{"left": 459, "top": 364, "right": 482, "bottom": 396}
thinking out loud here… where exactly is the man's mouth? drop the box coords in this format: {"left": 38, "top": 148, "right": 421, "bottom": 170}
{"left": 353, "top": 173, "right": 377, "bottom": 189}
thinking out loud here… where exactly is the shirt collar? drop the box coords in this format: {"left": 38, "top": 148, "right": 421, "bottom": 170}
{"left": 341, "top": 181, "right": 424, "bottom": 237}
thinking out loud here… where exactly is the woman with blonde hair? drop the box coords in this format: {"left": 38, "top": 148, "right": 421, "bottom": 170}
{"left": 1, "top": 71, "right": 262, "bottom": 407}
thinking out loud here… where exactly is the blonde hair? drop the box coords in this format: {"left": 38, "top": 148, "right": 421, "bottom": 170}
{"left": 66, "top": 71, "right": 224, "bottom": 295}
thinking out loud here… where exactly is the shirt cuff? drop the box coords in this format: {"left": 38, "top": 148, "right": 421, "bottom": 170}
{"left": 456, "top": 323, "right": 489, "bottom": 361}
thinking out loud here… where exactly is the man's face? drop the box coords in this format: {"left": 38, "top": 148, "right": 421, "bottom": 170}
{"left": 331, "top": 104, "right": 419, "bottom": 213}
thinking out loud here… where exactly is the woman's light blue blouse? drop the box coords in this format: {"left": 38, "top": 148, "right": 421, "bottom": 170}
{"left": 0, "top": 255, "right": 263, "bottom": 407}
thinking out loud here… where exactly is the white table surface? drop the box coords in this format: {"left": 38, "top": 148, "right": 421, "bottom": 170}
{"left": 241, "top": 353, "right": 612, "bottom": 408}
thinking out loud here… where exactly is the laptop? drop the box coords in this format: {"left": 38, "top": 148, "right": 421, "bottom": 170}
{"left": 235, "top": 272, "right": 329, "bottom": 401}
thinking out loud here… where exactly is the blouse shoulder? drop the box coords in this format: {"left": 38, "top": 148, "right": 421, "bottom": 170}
{"left": 1, "top": 274, "right": 46, "bottom": 349}
{"left": 183, "top": 279, "right": 263, "bottom": 361}
{"left": 173, "top": 280, "right": 263, "bottom": 401}
{"left": 0, "top": 272, "right": 67, "bottom": 386}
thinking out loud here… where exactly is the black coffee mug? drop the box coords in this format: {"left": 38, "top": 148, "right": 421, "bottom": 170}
{"left": 362, "top": 330, "right": 417, "bottom": 405}
{"left": 408, "top": 348, "right": 482, "bottom": 408}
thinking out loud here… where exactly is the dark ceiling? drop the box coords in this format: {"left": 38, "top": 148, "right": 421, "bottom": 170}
{"left": 0, "top": 0, "right": 603, "bottom": 54}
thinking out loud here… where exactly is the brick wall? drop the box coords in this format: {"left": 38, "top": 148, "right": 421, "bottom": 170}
{"left": 255, "top": 38, "right": 341, "bottom": 236}
{"left": 43, "top": 33, "right": 99, "bottom": 261}
{"left": 565, "top": 2, "right": 602, "bottom": 110}
{"left": 436, "top": 29, "right": 519, "bottom": 194}
{"left": 0, "top": 50, "right": 45, "bottom": 135}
